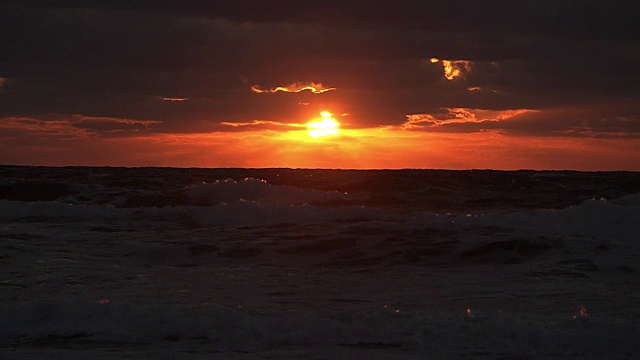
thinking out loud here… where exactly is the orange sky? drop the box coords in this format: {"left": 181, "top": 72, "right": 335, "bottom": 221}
{"left": 1, "top": 2, "right": 638, "bottom": 170}
{"left": 2, "top": 113, "right": 639, "bottom": 170}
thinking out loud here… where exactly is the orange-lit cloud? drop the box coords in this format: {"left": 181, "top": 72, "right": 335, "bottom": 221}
{"left": 251, "top": 82, "right": 336, "bottom": 94}
{"left": 0, "top": 77, "right": 6, "bottom": 87}
{"left": 161, "top": 97, "right": 188, "bottom": 102}
{"left": 403, "top": 108, "right": 532, "bottom": 129}
{"left": 430, "top": 58, "right": 471, "bottom": 80}
{"left": 220, "top": 120, "right": 303, "bottom": 130}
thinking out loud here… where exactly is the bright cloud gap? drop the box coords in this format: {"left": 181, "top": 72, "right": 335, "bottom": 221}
{"left": 430, "top": 58, "right": 472, "bottom": 80}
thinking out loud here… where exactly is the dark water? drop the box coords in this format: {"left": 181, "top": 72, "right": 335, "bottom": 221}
{"left": 2, "top": 166, "right": 640, "bottom": 359}
{"left": 2, "top": 165, "right": 639, "bottom": 210}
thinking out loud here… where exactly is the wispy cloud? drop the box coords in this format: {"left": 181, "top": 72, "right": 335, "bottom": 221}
{"left": 251, "top": 82, "right": 336, "bottom": 94}
{"left": 220, "top": 120, "right": 304, "bottom": 131}
{"left": 0, "top": 115, "right": 161, "bottom": 141}
{"left": 403, "top": 108, "right": 531, "bottom": 129}
{"left": 401, "top": 103, "right": 640, "bottom": 139}
{"left": 70, "top": 115, "right": 160, "bottom": 136}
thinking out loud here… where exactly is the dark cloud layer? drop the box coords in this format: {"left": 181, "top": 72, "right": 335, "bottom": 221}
{"left": 8, "top": 0, "right": 635, "bottom": 39}
{"left": 1, "top": 0, "right": 639, "bottom": 138}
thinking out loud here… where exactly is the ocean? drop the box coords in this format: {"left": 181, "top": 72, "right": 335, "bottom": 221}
{"left": 1, "top": 166, "right": 639, "bottom": 359}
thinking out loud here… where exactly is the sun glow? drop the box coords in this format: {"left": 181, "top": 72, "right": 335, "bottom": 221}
{"left": 307, "top": 111, "right": 340, "bottom": 138}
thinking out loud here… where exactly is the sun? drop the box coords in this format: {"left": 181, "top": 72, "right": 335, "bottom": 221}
{"left": 307, "top": 111, "right": 340, "bottom": 138}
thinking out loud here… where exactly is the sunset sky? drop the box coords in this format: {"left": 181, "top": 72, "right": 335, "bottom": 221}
{"left": 1, "top": 1, "right": 638, "bottom": 169}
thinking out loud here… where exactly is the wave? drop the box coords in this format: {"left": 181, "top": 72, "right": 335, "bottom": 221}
{"left": 0, "top": 199, "right": 394, "bottom": 227}
{"left": 475, "top": 195, "right": 640, "bottom": 241}
{"left": 184, "top": 178, "right": 352, "bottom": 206}
{"left": 2, "top": 191, "right": 639, "bottom": 236}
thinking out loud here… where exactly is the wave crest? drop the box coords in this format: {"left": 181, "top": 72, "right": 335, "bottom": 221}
{"left": 184, "top": 177, "right": 350, "bottom": 206}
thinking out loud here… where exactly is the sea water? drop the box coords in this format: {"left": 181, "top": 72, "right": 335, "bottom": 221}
{"left": 1, "top": 166, "right": 640, "bottom": 359}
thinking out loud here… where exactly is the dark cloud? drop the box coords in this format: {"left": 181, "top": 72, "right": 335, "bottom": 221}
{"left": 69, "top": 116, "right": 158, "bottom": 136}
{"left": 9, "top": 1, "right": 635, "bottom": 40}
{"left": 497, "top": 102, "right": 640, "bottom": 138}
{"left": 1, "top": 0, "right": 638, "bottom": 137}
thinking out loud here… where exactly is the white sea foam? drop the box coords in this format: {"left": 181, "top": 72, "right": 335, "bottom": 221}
{"left": 478, "top": 195, "right": 640, "bottom": 241}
